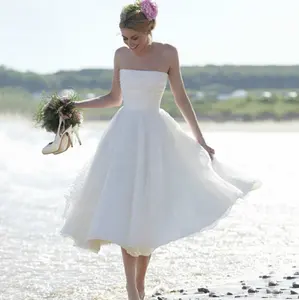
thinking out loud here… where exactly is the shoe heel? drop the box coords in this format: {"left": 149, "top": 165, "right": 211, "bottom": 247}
{"left": 73, "top": 125, "right": 82, "bottom": 145}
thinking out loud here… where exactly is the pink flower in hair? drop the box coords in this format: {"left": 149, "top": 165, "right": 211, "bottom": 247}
{"left": 140, "top": 0, "right": 158, "bottom": 20}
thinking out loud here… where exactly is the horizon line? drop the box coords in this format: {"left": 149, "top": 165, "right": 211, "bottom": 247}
{"left": 1, "top": 64, "right": 299, "bottom": 75}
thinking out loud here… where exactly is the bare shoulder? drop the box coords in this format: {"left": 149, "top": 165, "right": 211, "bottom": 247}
{"left": 154, "top": 43, "right": 179, "bottom": 68}
{"left": 114, "top": 47, "right": 130, "bottom": 68}
{"left": 163, "top": 43, "right": 177, "bottom": 53}
{"left": 157, "top": 43, "right": 178, "bottom": 57}
{"left": 115, "top": 46, "right": 129, "bottom": 58}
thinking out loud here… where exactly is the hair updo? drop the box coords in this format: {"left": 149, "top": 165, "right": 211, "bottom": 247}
{"left": 119, "top": 3, "right": 156, "bottom": 34}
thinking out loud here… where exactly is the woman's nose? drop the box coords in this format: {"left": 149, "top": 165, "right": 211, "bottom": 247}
{"left": 128, "top": 40, "right": 135, "bottom": 47}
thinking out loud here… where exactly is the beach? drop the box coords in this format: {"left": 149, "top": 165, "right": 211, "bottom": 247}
{"left": 149, "top": 269, "right": 299, "bottom": 299}
{"left": 1, "top": 116, "right": 298, "bottom": 300}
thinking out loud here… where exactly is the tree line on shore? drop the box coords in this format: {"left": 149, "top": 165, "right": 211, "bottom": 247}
{"left": 1, "top": 65, "right": 298, "bottom": 121}
{"left": 1, "top": 65, "right": 299, "bottom": 93}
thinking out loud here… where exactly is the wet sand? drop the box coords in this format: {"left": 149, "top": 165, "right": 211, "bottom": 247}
{"left": 150, "top": 267, "right": 299, "bottom": 299}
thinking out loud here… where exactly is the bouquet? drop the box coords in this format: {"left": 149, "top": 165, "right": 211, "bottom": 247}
{"left": 34, "top": 93, "right": 83, "bottom": 134}
{"left": 34, "top": 92, "right": 83, "bottom": 155}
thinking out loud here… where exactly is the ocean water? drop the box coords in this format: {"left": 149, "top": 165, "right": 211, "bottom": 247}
{"left": 1, "top": 116, "right": 298, "bottom": 300}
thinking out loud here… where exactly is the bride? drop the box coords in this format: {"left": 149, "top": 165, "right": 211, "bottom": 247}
{"left": 60, "top": 1, "right": 260, "bottom": 299}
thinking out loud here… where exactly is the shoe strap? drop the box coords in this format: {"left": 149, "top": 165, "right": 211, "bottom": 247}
{"left": 57, "top": 107, "right": 66, "bottom": 134}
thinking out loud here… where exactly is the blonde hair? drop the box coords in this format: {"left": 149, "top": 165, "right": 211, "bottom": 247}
{"left": 119, "top": 4, "right": 156, "bottom": 34}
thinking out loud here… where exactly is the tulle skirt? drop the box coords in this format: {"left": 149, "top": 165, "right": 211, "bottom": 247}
{"left": 61, "top": 107, "right": 261, "bottom": 256}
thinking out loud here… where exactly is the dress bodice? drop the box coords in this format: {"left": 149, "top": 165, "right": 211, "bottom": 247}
{"left": 120, "top": 69, "right": 168, "bottom": 111}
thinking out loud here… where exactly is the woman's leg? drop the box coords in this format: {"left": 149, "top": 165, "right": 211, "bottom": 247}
{"left": 136, "top": 255, "right": 151, "bottom": 299}
{"left": 121, "top": 248, "right": 140, "bottom": 300}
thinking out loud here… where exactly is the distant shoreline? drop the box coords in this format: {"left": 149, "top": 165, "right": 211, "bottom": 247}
{"left": 2, "top": 113, "right": 299, "bottom": 132}
{"left": 85, "top": 119, "right": 299, "bottom": 132}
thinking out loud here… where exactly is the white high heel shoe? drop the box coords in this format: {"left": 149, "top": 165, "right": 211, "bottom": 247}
{"left": 53, "top": 124, "right": 82, "bottom": 155}
{"left": 42, "top": 111, "right": 82, "bottom": 155}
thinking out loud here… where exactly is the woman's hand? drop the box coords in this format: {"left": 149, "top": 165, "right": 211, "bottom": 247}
{"left": 201, "top": 143, "right": 215, "bottom": 160}
{"left": 59, "top": 97, "right": 72, "bottom": 106}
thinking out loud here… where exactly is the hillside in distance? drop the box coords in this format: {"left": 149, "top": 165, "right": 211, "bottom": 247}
{"left": 1, "top": 65, "right": 299, "bottom": 93}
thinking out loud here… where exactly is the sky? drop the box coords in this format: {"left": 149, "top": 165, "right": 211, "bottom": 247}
{"left": 1, "top": 0, "right": 298, "bottom": 73}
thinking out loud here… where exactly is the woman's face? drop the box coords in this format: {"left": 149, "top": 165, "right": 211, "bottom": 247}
{"left": 121, "top": 28, "right": 149, "bottom": 55}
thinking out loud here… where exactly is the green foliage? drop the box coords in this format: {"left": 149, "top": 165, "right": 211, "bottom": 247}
{"left": 0, "top": 87, "right": 35, "bottom": 114}
{"left": 1, "top": 65, "right": 299, "bottom": 93}
{"left": 1, "top": 64, "right": 299, "bottom": 122}
{"left": 120, "top": 2, "right": 140, "bottom": 21}
{"left": 123, "top": 3, "right": 140, "bottom": 14}
{"left": 33, "top": 93, "right": 82, "bottom": 133}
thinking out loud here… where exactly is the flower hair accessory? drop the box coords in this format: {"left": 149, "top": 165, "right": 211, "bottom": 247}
{"left": 139, "top": 0, "right": 158, "bottom": 21}
{"left": 120, "top": 0, "right": 158, "bottom": 23}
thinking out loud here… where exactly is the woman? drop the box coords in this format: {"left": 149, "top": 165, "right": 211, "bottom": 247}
{"left": 61, "top": 1, "right": 260, "bottom": 299}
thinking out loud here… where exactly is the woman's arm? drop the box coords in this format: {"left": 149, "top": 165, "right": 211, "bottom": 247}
{"left": 75, "top": 49, "right": 122, "bottom": 109}
{"left": 167, "top": 45, "right": 206, "bottom": 146}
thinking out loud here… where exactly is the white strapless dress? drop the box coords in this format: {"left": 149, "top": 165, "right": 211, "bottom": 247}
{"left": 61, "top": 70, "right": 261, "bottom": 257}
